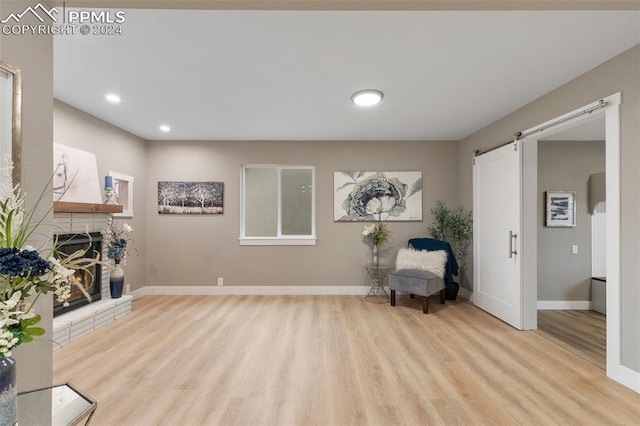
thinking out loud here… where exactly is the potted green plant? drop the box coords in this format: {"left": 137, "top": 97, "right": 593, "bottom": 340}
{"left": 427, "top": 200, "right": 473, "bottom": 298}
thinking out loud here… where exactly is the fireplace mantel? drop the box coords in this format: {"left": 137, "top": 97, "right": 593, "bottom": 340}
{"left": 53, "top": 201, "right": 123, "bottom": 214}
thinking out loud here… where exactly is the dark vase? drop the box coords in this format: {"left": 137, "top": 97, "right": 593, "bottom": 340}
{"left": 445, "top": 282, "right": 460, "bottom": 301}
{"left": 0, "top": 356, "right": 17, "bottom": 426}
{"left": 110, "top": 261, "right": 125, "bottom": 299}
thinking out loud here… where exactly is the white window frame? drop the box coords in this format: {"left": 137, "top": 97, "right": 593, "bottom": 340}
{"left": 108, "top": 171, "right": 134, "bottom": 217}
{"left": 240, "top": 164, "right": 316, "bottom": 246}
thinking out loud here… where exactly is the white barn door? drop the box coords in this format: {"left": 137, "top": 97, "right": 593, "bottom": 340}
{"left": 473, "top": 142, "right": 523, "bottom": 329}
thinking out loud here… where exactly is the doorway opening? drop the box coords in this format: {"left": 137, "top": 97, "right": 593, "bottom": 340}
{"left": 533, "top": 115, "right": 606, "bottom": 369}
{"left": 475, "top": 93, "right": 639, "bottom": 392}
{"left": 519, "top": 94, "right": 623, "bottom": 385}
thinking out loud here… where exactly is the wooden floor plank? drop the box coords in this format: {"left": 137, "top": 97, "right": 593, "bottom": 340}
{"left": 537, "top": 310, "right": 606, "bottom": 369}
{"left": 53, "top": 296, "right": 640, "bottom": 425}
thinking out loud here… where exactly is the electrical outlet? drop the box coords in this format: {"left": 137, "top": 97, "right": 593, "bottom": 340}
{"left": 572, "top": 245, "right": 578, "bottom": 254}
{"left": 217, "top": 277, "right": 223, "bottom": 286}
{"left": 125, "top": 284, "right": 131, "bottom": 293}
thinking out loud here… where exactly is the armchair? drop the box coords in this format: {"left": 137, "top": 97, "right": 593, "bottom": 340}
{"left": 389, "top": 238, "right": 458, "bottom": 314}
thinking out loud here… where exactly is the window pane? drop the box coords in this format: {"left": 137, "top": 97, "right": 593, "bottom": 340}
{"left": 244, "top": 167, "right": 278, "bottom": 237}
{"left": 281, "top": 169, "right": 312, "bottom": 235}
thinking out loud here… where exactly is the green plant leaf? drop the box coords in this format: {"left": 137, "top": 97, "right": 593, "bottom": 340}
{"left": 24, "top": 326, "right": 45, "bottom": 337}
{"left": 428, "top": 200, "right": 473, "bottom": 263}
{"left": 21, "top": 314, "right": 42, "bottom": 327}
{"left": 4, "top": 208, "right": 14, "bottom": 246}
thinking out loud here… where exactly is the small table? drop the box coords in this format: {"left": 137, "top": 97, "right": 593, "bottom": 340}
{"left": 364, "top": 264, "right": 393, "bottom": 303}
{"left": 18, "top": 382, "right": 97, "bottom": 426}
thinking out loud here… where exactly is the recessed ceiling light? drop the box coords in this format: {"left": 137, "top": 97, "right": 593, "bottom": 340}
{"left": 105, "top": 93, "right": 121, "bottom": 103}
{"left": 351, "top": 89, "right": 383, "bottom": 107}
{"left": 159, "top": 125, "right": 171, "bottom": 132}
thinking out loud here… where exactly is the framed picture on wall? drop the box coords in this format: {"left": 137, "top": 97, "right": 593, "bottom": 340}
{"left": 333, "top": 171, "right": 422, "bottom": 222}
{"left": 545, "top": 191, "right": 576, "bottom": 227}
{"left": 157, "top": 181, "right": 224, "bottom": 214}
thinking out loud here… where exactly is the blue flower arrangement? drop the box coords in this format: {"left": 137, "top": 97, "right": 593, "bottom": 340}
{"left": 0, "top": 248, "right": 50, "bottom": 277}
{"left": 103, "top": 217, "right": 133, "bottom": 264}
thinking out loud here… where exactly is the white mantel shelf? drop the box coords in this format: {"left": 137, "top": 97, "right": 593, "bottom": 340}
{"left": 53, "top": 201, "right": 123, "bottom": 214}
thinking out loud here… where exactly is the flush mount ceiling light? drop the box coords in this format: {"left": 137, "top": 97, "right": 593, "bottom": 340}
{"left": 159, "top": 124, "right": 171, "bottom": 132}
{"left": 105, "top": 93, "right": 121, "bottom": 103}
{"left": 351, "top": 89, "right": 384, "bottom": 107}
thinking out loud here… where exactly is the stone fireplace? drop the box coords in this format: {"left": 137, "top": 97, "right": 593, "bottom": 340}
{"left": 52, "top": 203, "right": 132, "bottom": 348}
{"left": 53, "top": 232, "right": 103, "bottom": 316}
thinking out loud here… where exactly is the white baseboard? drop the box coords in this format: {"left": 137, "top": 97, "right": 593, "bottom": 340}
{"left": 458, "top": 287, "right": 473, "bottom": 301}
{"left": 537, "top": 300, "right": 592, "bottom": 310}
{"left": 130, "top": 287, "right": 149, "bottom": 299}
{"left": 609, "top": 363, "right": 640, "bottom": 394}
{"left": 132, "top": 285, "right": 477, "bottom": 300}
{"left": 131, "top": 285, "right": 374, "bottom": 297}
{"left": 432, "top": 289, "right": 588, "bottom": 309}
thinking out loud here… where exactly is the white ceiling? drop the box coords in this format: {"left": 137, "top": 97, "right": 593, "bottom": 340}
{"left": 53, "top": 9, "right": 640, "bottom": 141}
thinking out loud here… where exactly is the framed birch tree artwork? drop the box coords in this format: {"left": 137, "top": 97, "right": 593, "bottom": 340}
{"left": 334, "top": 171, "right": 422, "bottom": 221}
{"left": 158, "top": 181, "right": 224, "bottom": 214}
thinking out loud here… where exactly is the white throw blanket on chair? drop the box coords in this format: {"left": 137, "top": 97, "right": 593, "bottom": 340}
{"left": 395, "top": 247, "right": 447, "bottom": 279}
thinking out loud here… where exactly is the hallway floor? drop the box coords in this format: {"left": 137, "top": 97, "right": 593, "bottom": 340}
{"left": 537, "top": 309, "right": 606, "bottom": 369}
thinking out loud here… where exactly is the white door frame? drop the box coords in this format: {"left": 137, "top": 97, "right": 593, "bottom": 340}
{"left": 520, "top": 92, "right": 639, "bottom": 392}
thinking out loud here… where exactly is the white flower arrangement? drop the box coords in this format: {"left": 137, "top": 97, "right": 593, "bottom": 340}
{"left": 0, "top": 160, "right": 101, "bottom": 357}
{"left": 362, "top": 222, "right": 389, "bottom": 246}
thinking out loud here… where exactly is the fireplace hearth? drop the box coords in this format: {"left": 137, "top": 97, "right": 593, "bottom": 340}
{"left": 53, "top": 232, "right": 103, "bottom": 316}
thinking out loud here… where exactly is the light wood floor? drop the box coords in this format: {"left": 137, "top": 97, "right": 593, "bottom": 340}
{"left": 537, "top": 310, "right": 606, "bottom": 370}
{"left": 54, "top": 295, "right": 640, "bottom": 425}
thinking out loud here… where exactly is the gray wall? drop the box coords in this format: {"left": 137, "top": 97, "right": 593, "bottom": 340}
{"left": 537, "top": 140, "right": 605, "bottom": 301}
{"left": 146, "top": 140, "right": 459, "bottom": 287}
{"left": 53, "top": 101, "right": 148, "bottom": 291}
{"left": 458, "top": 44, "right": 640, "bottom": 372}
{"left": 1, "top": 0, "right": 54, "bottom": 391}
{"left": 51, "top": 111, "right": 460, "bottom": 289}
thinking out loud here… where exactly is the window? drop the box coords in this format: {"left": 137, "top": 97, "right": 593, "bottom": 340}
{"left": 108, "top": 171, "right": 134, "bottom": 217}
{"left": 241, "top": 165, "right": 316, "bottom": 245}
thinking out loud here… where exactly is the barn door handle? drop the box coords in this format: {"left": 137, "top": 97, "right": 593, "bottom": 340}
{"left": 509, "top": 231, "right": 518, "bottom": 258}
